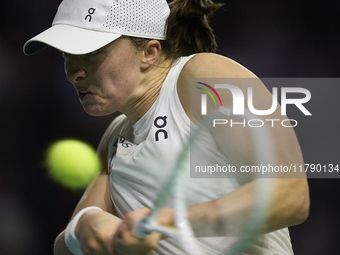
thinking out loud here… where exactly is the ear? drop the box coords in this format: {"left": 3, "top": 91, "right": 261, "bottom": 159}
{"left": 140, "top": 40, "right": 162, "bottom": 70}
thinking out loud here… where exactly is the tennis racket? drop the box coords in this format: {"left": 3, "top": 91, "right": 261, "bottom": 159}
{"left": 132, "top": 110, "right": 274, "bottom": 255}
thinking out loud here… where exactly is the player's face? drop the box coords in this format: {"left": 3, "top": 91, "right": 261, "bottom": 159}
{"left": 63, "top": 37, "right": 142, "bottom": 116}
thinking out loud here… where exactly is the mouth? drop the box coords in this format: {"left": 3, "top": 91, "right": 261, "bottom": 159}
{"left": 78, "top": 90, "right": 94, "bottom": 100}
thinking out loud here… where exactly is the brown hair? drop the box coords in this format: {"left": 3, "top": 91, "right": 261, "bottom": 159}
{"left": 130, "top": 0, "right": 223, "bottom": 60}
{"left": 164, "top": 0, "right": 223, "bottom": 59}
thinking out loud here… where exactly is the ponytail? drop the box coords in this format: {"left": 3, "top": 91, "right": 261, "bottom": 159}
{"left": 162, "top": 0, "right": 224, "bottom": 59}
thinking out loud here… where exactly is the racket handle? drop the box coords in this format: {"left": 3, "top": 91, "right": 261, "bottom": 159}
{"left": 133, "top": 217, "right": 177, "bottom": 240}
{"left": 132, "top": 217, "right": 152, "bottom": 238}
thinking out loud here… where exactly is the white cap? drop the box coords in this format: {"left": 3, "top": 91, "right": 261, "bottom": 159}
{"left": 23, "top": 0, "right": 170, "bottom": 55}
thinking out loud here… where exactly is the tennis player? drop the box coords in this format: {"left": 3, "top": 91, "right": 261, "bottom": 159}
{"left": 24, "top": 0, "right": 309, "bottom": 254}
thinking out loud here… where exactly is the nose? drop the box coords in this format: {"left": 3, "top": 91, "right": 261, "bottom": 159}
{"left": 64, "top": 54, "right": 87, "bottom": 83}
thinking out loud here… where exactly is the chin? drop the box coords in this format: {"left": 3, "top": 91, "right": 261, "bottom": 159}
{"left": 83, "top": 105, "right": 112, "bottom": 117}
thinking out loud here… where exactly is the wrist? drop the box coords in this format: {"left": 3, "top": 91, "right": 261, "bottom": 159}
{"left": 65, "top": 206, "right": 103, "bottom": 255}
{"left": 74, "top": 207, "right": 106, "bottom": 238}
{"left": 188, "top": 200, "right": 219, "bottom": 236}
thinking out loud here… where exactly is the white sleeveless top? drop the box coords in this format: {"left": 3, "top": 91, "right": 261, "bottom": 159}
{"left": 106, "top": 55, "right": 294, "bottom": 254}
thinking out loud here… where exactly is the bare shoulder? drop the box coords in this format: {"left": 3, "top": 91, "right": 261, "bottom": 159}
{"left": 180, "top": 53, "right": 256, "bottom": 80}
{"left": 177, "top": 53, "right": 257, "bottom": 117}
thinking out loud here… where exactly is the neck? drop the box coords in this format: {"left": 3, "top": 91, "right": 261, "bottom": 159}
{"left": 123, "top": 58, "right": 173, "bottom": 124}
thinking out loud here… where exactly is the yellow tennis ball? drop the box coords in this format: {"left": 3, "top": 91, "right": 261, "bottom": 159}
{"left": 46, "top": 139, "right": 101, "bottom": 189}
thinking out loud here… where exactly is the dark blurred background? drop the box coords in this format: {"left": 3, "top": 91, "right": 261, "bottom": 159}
{"left": 1, "top": 0, "right": 339, "bottom": 254}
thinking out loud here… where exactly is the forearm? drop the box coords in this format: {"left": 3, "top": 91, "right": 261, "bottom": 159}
{"left": 72, "top": 171, "right": 115, "bottom": 217}
{"left": 54, "top": 172, "right": 117, "bottom": 254}
{"left": 188, "top": 178, "right": 309, "bottom": 236}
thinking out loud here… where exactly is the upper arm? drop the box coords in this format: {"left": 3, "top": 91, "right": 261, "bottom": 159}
{"left": 71, "top": 115, "right": 127, "bottom": 219}
{"left": 177, "top": 53, "right": 309, "bottom": 224}
{"left": 177, "top": 52, "right": 308, "bottom": 175}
